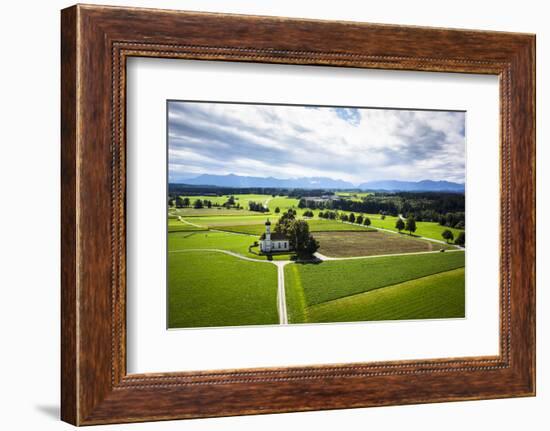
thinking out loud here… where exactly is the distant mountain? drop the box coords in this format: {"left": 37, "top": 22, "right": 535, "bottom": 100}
{"left": 358, "top": 179, "right": 464, "bottom": 192}
{"left": 180, "top": 174, "right": 355, "bottom": 189}
{"left": 177, "top": 174, "right": 464, "bottom": 192}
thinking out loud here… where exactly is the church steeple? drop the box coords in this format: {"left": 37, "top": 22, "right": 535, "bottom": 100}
{"left": 265, "top": 219, "right": 271, "bottom": 241}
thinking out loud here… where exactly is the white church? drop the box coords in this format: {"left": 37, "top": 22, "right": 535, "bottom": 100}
{"left": 259, "top": 219, "right": 290, "bottom": 253}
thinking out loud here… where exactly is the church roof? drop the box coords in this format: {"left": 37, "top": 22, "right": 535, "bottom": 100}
{"left": 269, "top": 232, "right": 287, "bottom": 241}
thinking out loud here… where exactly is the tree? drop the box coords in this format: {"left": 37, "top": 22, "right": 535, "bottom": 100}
{"left": 287, "top": 219, "right": 319, "bottom": 257}
{"left": 380, "top": 214, "right": 386, "bottom": 220}
{"left": 356, "top": 215, "right": 364, "bottom": 225}
{"left": 182, "top": 197, "right": 190, "bottom": 207}
{"left": 193, "top": 199, "right": 203, "bottom": 209}
{"left": 395, "top": 218, "right": 405, "bottom": 232}
{"left": 303, "top": 210, "right": 314, "bottom": 218}
{"left": 364, "top": 217, "right": 371, "bottom": 228}
{"left": 405, "top": 216, "right": 416, "bottom": 235}
{"left": 274, "top": 207, "right": 280, "bottom": 213}
{"left": 455, "top": 231, "right": 465, "bottom": 246}
{"left": 175, "top": 196, "right": 185, "bottom": 208}
{"left": 275, "top": 210, "right": 296, "bottom": 236}
{"left": 349, "top": 213, "right": 356, "bottom": 223}
{"left": 318, "top": 211, "right": 325, "bottom": 218}
{"left": 442, "top": 229, "right": 454, "bottom": 243}
{"left": 298, "top": 198, "right": 307, "bottom": 209}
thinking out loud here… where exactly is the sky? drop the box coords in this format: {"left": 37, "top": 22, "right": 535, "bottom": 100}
{"left": 168, "top": 101, "right": 465, "bottom": 185}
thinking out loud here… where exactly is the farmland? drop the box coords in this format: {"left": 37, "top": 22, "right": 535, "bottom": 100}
{"left": 167, "top": 190, "right": 466, "bottom": 329}
{"left": 285, "top": 251, "right": 465, "bottom": 306}
{"left": 168, "top": 251, "right": 278, "bottom": 328}
{"left": 315, "top": 231, "right": 453, "bottom": 258}
{"left": 305, "top": 268, "right": 465, "bottom": 323}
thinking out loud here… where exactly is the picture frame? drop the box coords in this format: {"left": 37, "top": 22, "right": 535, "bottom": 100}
{"left": 61, "top": 4, "right": 535, "bottom": 425}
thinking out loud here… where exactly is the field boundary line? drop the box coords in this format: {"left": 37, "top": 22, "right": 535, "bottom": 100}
{"left": 314, "top": 248, "right": 464, "bottom": 261}
{"left": 308, "top": 267, "right": 466, "bottom": 310}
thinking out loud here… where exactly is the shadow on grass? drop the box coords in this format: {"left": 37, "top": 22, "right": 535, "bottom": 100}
{"left": 294, "top": 255, "right": 323, "bottom": 265}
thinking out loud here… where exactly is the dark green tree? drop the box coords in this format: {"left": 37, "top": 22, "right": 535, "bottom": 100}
{"left": 455, "top": 231, "right": 466, "bottom": 246}
{"left": 356, "top": 215, "right": 364, "bottom": 225}
{"left": 193, "top": 199, "right": 203, "bottom": 209}
{"left": 395, "top": 218, "right": 405, "bottom": 232}
{"left": 364, "top": 217, "right": 371, "bottom": 228}
{"left": 405, "top": 216, "right": 416, "bottom": 235}
{"left": 287, "top": 220, "right": 319, "bottom": 257}
{"left": 349, "top": 213, "right": 356, "bottom": 223}
{"left": 442, "top": 229, "right": 454, "bottom": 243}
{"left": 274, "top": 210, "right": 296, "bottom": 236}
{"left": 274, "top": 207, "right": 280, "bottom": 213}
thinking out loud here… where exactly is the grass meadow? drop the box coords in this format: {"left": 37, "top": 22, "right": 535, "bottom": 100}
{"left": 284, "top": 251, "right": 465, "bottom": 323}
{"left": 168, "top": 251, "right": 278, "bottom": 328}
{"left": 167, "top": 193, "right": 466, "bottom": 328}
{"left": 305, "top": 268, "right": 465, "bottom": 323}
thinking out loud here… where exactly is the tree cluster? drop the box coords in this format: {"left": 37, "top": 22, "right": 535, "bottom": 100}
{"left": 298, "top": 192, "right": 464, "bottom": 223}
{"left": 248, "top": 201, "right": 269, "bottom": 213}
{"left": 273, "top": 210, "right": 319, "bottom": 257}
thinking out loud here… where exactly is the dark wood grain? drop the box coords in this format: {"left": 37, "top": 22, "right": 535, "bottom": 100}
{"left": 61, "top": 4, "right": 536, "bottom": 425}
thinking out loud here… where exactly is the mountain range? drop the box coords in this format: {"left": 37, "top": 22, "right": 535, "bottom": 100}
{"left": 177, "top": 174, "right": 465, "bottom": 192}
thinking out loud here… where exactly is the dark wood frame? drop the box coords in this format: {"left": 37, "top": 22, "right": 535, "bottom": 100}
{"left": 61, "top": 4, "right": 535, "bottom": 426}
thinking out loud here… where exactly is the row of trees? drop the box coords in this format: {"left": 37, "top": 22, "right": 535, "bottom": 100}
{"left": 394, "top": 216, "right": 466, "bottom": 246}
{"left": 173, "top": 197, "right": 217, "bottom": 209}
{"left": 297, "top": 192, "right": 465, "bottom": 226}
{"left": 171, "top": 195, "right": 244, "bottom": 210}
{"left": 318, "top": 210, "right": 373, "bottom": 227}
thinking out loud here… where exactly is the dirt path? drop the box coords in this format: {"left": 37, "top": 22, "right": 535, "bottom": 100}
{"left": 314, "top": 248, "right": 464, "bottom": 261}
{"left": 177, "top": 216, "right": 204, "bottom": 229}
{"left": 273, "top": 261, "right": 289, "bottom": 324}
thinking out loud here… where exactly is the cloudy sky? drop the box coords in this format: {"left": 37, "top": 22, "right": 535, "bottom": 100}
{"left": 168, "top": 101, "right": 465, "bottom": 185}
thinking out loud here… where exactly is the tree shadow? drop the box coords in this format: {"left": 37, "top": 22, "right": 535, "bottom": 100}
{"left": 294, "top": 256, "right": 323, "bottom": 265}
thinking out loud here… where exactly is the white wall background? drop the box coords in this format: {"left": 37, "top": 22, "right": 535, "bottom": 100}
{"left": 0, "top": 0, "right": 546, "bottom": 429}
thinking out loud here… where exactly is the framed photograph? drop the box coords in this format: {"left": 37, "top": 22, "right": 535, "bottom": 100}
{"left": 61, "top": 4, "right": 535, "bottom": 425}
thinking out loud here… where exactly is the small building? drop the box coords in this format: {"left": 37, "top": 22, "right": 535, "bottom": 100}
{"left": 259, "top": 219, "right": 290, "bottom": 253}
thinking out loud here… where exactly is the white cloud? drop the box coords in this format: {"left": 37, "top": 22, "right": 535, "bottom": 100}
{"left": 168, "top": 102, "right": 465, "bottom": 185}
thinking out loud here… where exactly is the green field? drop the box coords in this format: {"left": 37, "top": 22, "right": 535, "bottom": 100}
{"left": 168, "top": 230, "right": 293, "bottom": 261}
{"left": 365, "top": 214, "right": 464, "bottom": 242}
{"left": 172, "top": 207, "right": 260, "bottom": 216}
{"left": 168, "top": 218, "right": 207, "bottom": 232}
{"left": 267, "top": 196, "right": 300, "bottom": 212}
{"left": 285, "top": 251, "right": 465, "bottom": 308}
{"left": 168, "top": 251, "right": 278, "bottom": 328}
{"left": 214, "top": 218, "right": 374, "bottom": 236}
{"left": 305, "top": 268, "right": 465, "bottom": 323}
{"left": 167, "top": 192, "right": 465, "bottom": 328}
